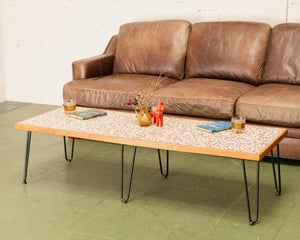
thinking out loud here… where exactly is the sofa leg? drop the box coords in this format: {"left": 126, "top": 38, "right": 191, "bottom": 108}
{"left": 157, "top": 149, "right": 169, "bottom": 178}
{"left": 271, "top": 145, "right": 281, "bottom": 195}
{"left": 63, "top": 136, "right": 75, "bottom": 163}
{"left": 121, "top": 144, "right": 137, "bottom": 203}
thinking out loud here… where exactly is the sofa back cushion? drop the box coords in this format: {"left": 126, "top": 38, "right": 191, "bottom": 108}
{"left": 113, "top": 20, "right": 191, "bottom": 79}
{"left": 262, "top": 23, "right": 300, "bottom": 85}
{"left": 185, "top": 22, "right": 271, "bottom": 85}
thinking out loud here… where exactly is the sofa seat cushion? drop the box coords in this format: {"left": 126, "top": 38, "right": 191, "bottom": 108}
{"left": 63, "top": 74, "right": 178, "bottom": 109}
{"left": 157, "top": 78, "right": 255, "bottom": 118}
{"left": 113, "top": 20, "right": 191, "bottom": 80}
{"left": 236, "top": 83, "right": 300, "bottom": 127}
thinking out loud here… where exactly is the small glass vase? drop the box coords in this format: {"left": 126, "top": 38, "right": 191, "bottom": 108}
{"left": 135, "top": 106, "right": 152, "bottom": 127}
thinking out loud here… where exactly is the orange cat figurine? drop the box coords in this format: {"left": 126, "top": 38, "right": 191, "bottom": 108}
{"left": 153, "top": 102, "right": 165, "bottom": 127}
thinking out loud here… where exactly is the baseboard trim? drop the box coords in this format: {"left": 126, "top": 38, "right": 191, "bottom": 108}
{"left": 0, "top": 90, "right": 6, "bottom": 102}
{"left": 6, "top": 87, "right": 62, "bottom": 106}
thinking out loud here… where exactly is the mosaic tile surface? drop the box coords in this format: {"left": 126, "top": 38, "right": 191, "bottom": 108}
{"left": 18, "top": 107, "right": 285, "bottom": 154}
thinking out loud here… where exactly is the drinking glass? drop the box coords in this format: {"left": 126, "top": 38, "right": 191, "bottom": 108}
{"left": 63, "top": 99, "right": 76, "bottom": 114}
{"left": 231, "top": 116, "right": 246, "bottom": 133}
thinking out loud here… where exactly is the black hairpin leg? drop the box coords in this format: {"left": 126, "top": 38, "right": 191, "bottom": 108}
{"left": 22, "top": 131, "right": 32, "bottom": 184}
{"left": 121, "top": 145, "right": 137, "bottom": 203}
{"left": 63, "top": 136, "right": 75, "bottom": 162}
{"left": 271, "top": 145, "right": 281, "bottom": 195}
{"left": 157, "top": 149, "right": 169, "bottom": 178}
{"left": 242, "top": 160, "right": 260, "bottom": 225}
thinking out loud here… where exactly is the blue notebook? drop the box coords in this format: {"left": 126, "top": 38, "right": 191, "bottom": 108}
{"left": 197, "top": 121, "right": 231, "bottom": 133}
{"left": 70, "top": 109, "right": 107, "bottom": 120}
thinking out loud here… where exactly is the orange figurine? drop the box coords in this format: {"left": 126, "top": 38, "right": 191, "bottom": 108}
{"left": 153, "top": 102, "right": 165, "bottom": 127}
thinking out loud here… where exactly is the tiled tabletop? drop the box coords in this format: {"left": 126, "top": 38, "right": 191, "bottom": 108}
{"left": 16, "top": 107, "right": 287, "bottom": 159}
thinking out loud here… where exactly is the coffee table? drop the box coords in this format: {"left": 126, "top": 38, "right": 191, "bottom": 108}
{"left": 14, "top": 107, "right": 287, "bottom": 225}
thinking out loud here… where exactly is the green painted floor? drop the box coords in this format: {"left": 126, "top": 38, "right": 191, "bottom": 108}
{"left": 0, "top": 101, "right": 299, "bottom": 240}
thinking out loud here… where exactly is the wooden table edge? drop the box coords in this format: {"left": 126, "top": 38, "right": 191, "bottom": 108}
{"left": 14, "top": 122, "right": 288, "bottom": 162}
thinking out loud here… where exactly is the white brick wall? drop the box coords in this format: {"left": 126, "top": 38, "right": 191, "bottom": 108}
{"left": 288, "top": 0, "right": 300, "bottom": 22}
{"left": 0, "top": 0, "right": 299, "bottom": 105}
{"left": 0, "top": 12, "right": 6, "bottom": 102}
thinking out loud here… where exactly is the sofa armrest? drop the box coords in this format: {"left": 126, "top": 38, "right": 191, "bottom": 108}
{"left": 72, "top": 54, "right": 114, "bottom": 80}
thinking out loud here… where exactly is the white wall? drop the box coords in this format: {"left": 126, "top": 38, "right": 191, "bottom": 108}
{"left": 0, "top": 0, "right": 299, "bottom": 105}
{"left": 0, "top": 11, "right": 6, "bottom": 102}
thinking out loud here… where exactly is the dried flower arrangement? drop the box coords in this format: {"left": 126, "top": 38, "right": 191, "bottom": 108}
{"left": 126, "top": 75, "right": 166, "bottom": 108}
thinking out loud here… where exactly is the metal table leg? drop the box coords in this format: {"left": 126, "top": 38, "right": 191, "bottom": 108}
{"left": 22, "top": 131, "right": 32, "bottom": 184}
{"left": 63, "top": 136, "right": 75, "bottom": 162}
{"left": 242, "top": 160, "right": 260, "bottom": 225}
{"left": 271, "top": 145, "right": 281, "bottom": 195}
{"left": 157, "top": 149, "right": 169, "bottom": 178}
{"left": 121, "top": 145, "right": 137, "bottom": 203}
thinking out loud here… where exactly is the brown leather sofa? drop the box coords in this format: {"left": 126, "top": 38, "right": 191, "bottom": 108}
{"left": 63, "top": 20, "right": 300, "bottom": 160}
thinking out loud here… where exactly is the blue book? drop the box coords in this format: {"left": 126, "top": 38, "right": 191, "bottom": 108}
{"left": 197, "top": 121, "right": 231, "bottom": 133}
{"left": 70, "top": 109, "right": 107, "bottom": 120}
